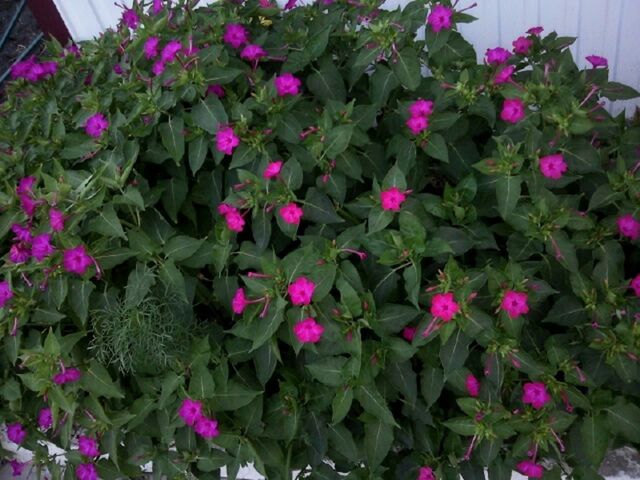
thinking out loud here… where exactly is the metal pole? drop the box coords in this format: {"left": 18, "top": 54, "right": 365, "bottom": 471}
{"left": 0, "top": 0, "right": 28, "bottom": 51}
{"left": 0, "top": 32, "right": 44, "bottom": 86}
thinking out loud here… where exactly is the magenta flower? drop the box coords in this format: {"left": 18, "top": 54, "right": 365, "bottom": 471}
{"left": 144, "top": 36, "right": 160, "bottom": 59}
{"left": 500, "top": 290, "right": 529, "bottom": 318}
{"left": 527, "top": 26, "right": 544, "bottom": 36}
{"left": 417, "top": 466, "right": 436, "bottom": 480}
{"left": 76, "top": 463, "right": 98, "bottom": 480}
{"left": 274, "top": 73, "right": 302, "bottom": 96}
{"left": 152, "top": 0, "right": 163, "bottom": 14}
{"left": 284, "top": 0, "right": 297, "bottom": 9}
{"left": 207, "top": 84, "right": 225, "bottom": 98}
{"left": 9, "top": 243, "right": 31, "bottom": 264}
{"left": 122, "top": 8, "right": 139, "bottom": 29}
{"left": 17, "top": 176, "right": 36, "bottom": 196}
{"left": 522, "top": 381, "right": 552, "bottom": 410}
{"left": 49, "top": 208, "right": 65, "bottom": 232}
{"left": 38, "top": 407, "right": 53, "bottom": 430}
{"left": 225, "top": 209, "right": 245, "bottom": 233}
{"left": 380, "top": 187, "right": 407, "bottom": 211}
{"left": 113, "top": 64, "right": 124, "bottom": 75}
{"left": 586, "top": 55, "right": 608, "bottom": 68}
{"left": 494, "top": 65, "right": 515, "bottom": 84}
{"left": 406, "top": 115, "right": 429, "bottom": 135}
{"left": 63, "top": 245, "right": 93, "bottom": 275}
{"left": 430, "top": 292, "right": 460, "bottom": 322}
{"left": 240, "top": 44, "right": 267, "bottom": 62}
{"left": 618, "top": 214, "right": 640, "bottom": 240}
{"left": 263, "top": 160, "right": 283, "bottom": 179}
{"left": 194, "top": 416, "right": 220, "bottom": 439}
{"left": 216, "top": 126, "right": 240, "bottom": 155}
{"left": 9, "top": 459, "right": 26, "bottom": 477}
{"left": 279, "top": 202, "right": 304, "bottom": 225}
{"left": 232, "top": 288, "right": 249, "bottom": 314}
{"left": 178, "top": 398, "right": 203, "bottom": 426}
{"left": 288, "top": 276, "right": 316, "bottom": 306}
{"left": 11, "top": 224, "right": 32, "bottom": 243}
{"left": 6, "top": 422, "right": 27, "bottom": 444}
{"left": 517, "top": 460, "right": 544, "bottom": 479}
{"left": 19, "top": 194, "right": 38, "bottom": 217}
{"left": 53, "top": 367, "right": 82, "bottom": 385}
{"left": 409, "top": 99, "right": 434, "bottom": 118}
{"left": 0, "top": 280, "right": 14, "bottom": 308}
{"left": 630, "top": 274, "right": 640, "bottom": 297}
{"left": 293, "top": 317, "right": 324, "bottom": 343}
{"left": 152, "top": 60, "right": 166, "bottom": 76}
{"left": 78, "top": 435, "right": 100, "bottom": 457}
{"left": 32, "top": 233, "right": 55, "bottom": 262}
{"left": 161, "top": 40, "right": 183, "bottom": 63}
{"left": 485, "top": 47, "right": 511, "bottom": 65}
{"left": 512, "top": 36, "right": 533, "bottom": 55}
{"left": 85, "top": 113, "right": 109, "bottom": 138}
{"left": 539, "top": 153, "right": 568, "bottom": 180}
{"left": 426, "top": 4, "right": 453, "bottom": 32}
{"left": 402, "top": 326, "right": 417, "bottom": 342}
{"left": 465, "top": 373, "right": 480, "bottom": 397}
{"left": 500, "top": 98, "right": 526, "bottom": 124}
{"left": 223, "top": 23, "right": 250, "bottom": 49}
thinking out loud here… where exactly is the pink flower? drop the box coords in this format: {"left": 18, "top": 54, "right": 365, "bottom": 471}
{"left": 217, "top": 203, "right": 234, "bottom": 215}
{"left": 63, "top": 245, "right": 93, "bottom": 275}
{"left": 485, "top": 47, "right": 511, "bottom": 65}
{"left": 586, "top": 55, "right": 608, "bottom": 68}
{"left": 500, "top": 98, "right": 526, "bottom": 123}
{"left": 194, "top": 416, "right": 220, "bottom": 439}
{"left": 618, "top": 214, "right": 640, "bottom": 240}
{"left": 406, "top": 116, "right": 429, "bottom": 135}
{"left": 380, "top": 187, "right": 407, "bottom": 211}
{"left": 417, "top": 466, "right": 436, "bottom": 480}
{"left": 527, "top": 26, "right": 544, "bottom": 36}
{"left": 49, "top": 208, "right": 65, "bottom": 232}
{"left": 274, "top": 73, "right": 302, "bottom": 96}
{"left": 539, "top": 153, "right": 568, "bottom": 180}
{"left": 6, "top": 422, "right": 27, "bottom": 444}
{"left": 216, "top": 126, "right": 240, "bottom": 155}
{"left": 32, "top": 233, "right": 55, "bottom": 262}
{"left": 144, "top": 36, "right": 160, "bottom": 59}
{"left": 78, "top": 436, "right": 100, "bottom": 457}
{"left": 207, "top": 84, "right": 225, "bottom": 97}
{"left": 293, "top": 317, "right": 324, "bottom": 343}
{"left": 284, "top": 0, "right": 297, "bottom": 9}
{"left": 9, "top": 459, "right": 25, "bottom": 477}
{"left": 263, "top": 161, "right": 283, "bottom": 179}
{"left": 288, "top": 276, "right": 316, "bottom": 306}
{"left": 223, "top": 24, "right": 250, "bottom": 49}
{"left": 630, "top": 274, "right": 640, "bottom": 297}
{"left": 279, "top": 203, "right": 304, "bottom": 225}
{"left": 38, "top": 407, "right": 53, "bottom": 430}
{"left": 75, "top": 463, "right": 98, "bottom": 480}
{"left": 517, "top": 460, "right": 544, "bottom": 479}
{"left": 494, "top": 65, "right": 515, "bottom": 84}
{"left": 152, "top": 61, "right": 166, "bottom": 76}
{"left": 240, "top": 44, "right": 267, "bottom": 62}
{"left": 500, "top": 290, "right": 529, "bottom": 318}
{"left": 224, "top": 209, "right": 245, "bottom": 233}
{"left": 232, "top": 288, "right": 249, "bottom": 314}
{"left": 113, "top": 64, "right": 124, "bottom": 75}
{"left": 0, "top": 280, "right": 13, "bottom": 308}
{"left": 430, "top": 292, "right": 460, "bottom": 322}
{"left": 19, "top": 194, "right": 38, "bottom": 217}
{"left": 152, "top": 0, "right": 163, "bottom": 14}
{"left": 85, "top": 113, "right": 109, "bottom": 138}
{"left": 427, "top": 4, "right": 453, "bottom": 32}
{"left": 161, "top": 40, "right": 183, "bottom": 63}
{"left": 53, "top": 367, "right": 82, "bottom": 385}
{"left": 122, "top": 8, "right": 139, "bottom": 29}
{"left": 465, "top": 373, "right": 480, "bottom": 397}
{"left": 178, "top": 398, "right": 203, "bottom": 426}
{"left": 522, "top": 381, "right": 552, "bottom": 410}
{"left": 402, "top": 326, "right": 417, "bottom": 342}
{"left": 512, "top": 36, "right": 533, "bottom": 55}
{"left": 11, "top": 224, "right": 32, "bottom": 243}
{"left": 9, "top": 243, "right": 30, "bottom": 264}
{"left": 17, "top": 176, "right": 36, "bottom": 196}
{"left": 408, "top": 99, "right": 434, "bottom": 118}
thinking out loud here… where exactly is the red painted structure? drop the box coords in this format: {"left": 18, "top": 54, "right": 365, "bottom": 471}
{"left": 27, "top": 0, "right": 70, "bottom": 44}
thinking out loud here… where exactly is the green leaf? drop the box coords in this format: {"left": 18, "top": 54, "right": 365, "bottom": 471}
{"left": 158, "top": 259, "right": 187, "bottom": 302}
{"left": 204, "top": 66, "right": 243, "bottom": 84}
{"left": 304, "top": 188, "right": 343, "bottom": 224}
{"left": 81, "top": 360, "right": 124, "bottom": 399}
{"left": 307, "top": 357, "right": 348, "bottom": 386}
{"left": 164, "top": 235, "right": 205, "bottom": 261}
{"left": 601, "top": 81, "right": 640, "bottom": 100}
{"left": 329, "top": 423, "right": 359, "bottom": 462}
{"left": 307, "top": 58, "right": 346, "bottom": 103}
{"left": 191, "top": 96, "right": 227, "bottom": 134}
{"left": 364, "top": 420, "right": 393, "bottom": 468}
{"left": 443, "top": 417, "right": 476, "bottom": 435}
{"left": 211, "top": 381, "right": 262, "bottom": 411}
{"left": 435, "top": 227, "right": 473, "bottom": 255}
{"left": 189, "top": 365, "right": 216, "bottom": 399}
{"left": 495, "top": 175, "right": 521, "bottom": 220}
{"left": 420, "top": 366, "right": 445, "bottom": 407}
{"left": 252, "top": 209, "right": 272, "bottom": 250}
{"left": 124, "top": 263, "right": 156, "bottom": 308}
{"left": 440, "top": 329, "right": 471, "bottom": 374}
{"left": 87, "top": 205, "right": 126, "bottom": 239}
{"left": 370, "top": 65, "right": 399, "bottom": 106}
{"left": 324, "top": 125, "right": 354, "bottom": 158}
{"left": 59, "top": 133, "right": 97, "bottom": 160}
{"left": 250, "top": 297, "right": 286, "bottom": 351}
{"left": 425, "top": 133, "right": 449, "bottom": 162}
{"left": 372, "top": 304, "right": 421, "bottom": 335}
{"left": 580, "top": 415, "right": 609, "bottom": 466}
{"left": 355, "top": 384, "right": 398, "bottom": 426}
{"left": 188, "top": 136, "right": 208, "bottom": 175}
{"left": 332, "top": 387, "right": 353, "bottom": 424}
{"left": 392, "top": 47, "right": 421, "bottom": 90}
{"left": 160, "top": 177, "right": 187, "bottom": 223}
{"left": 68, "top": 280, "right": 95, "bottom": 325}
{"left": 159, "top": 116, "right": 185, "bottom": 163}
{"left": 605, "top": 400, "right": 640, "bottom": 443}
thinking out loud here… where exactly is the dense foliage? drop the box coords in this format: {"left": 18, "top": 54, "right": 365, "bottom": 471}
{"left": 1, "top": 0, "right": 640, "bottom": 478}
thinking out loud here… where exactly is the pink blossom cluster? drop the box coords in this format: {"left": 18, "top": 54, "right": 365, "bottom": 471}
{"left": 288, "top": 276, "right": 316, "bottom": 306}
{"left": 522, "top": 381, "right": 552, "bottom": 410}
{"left": 430, "top": 292, "right": 460, "bottom": 322}
{"left": 178, "top": 398, "right": 220, "bottom": 439}
{"left": 218, "top": 203, "right": 245, "bottom": 232}
{"left": 500, "top": 98, "right": 526, "bottom": 124}
{"left": 293, "top": 317, "right": 324, "bottom": 343}
{"left": 406, "top": 98, "right": 434, "bottom": 135}
{"left": 216, "top": 126, "right": 241, "bottom": 156}
{"left": 53, "top": 366, "right": 82, "bottom": 385}
{"left": 618, "top": 214, "right": 640, "bottom": 240}
{"left": 538, "top": 153, "right": 568, "bottom": 180}
{"left": 263, "top": 160, "right": 283, "bottom": 180}
{"left": 10, "top": 56, "right": 58, "bottom": 82}
{"left": 279, "top": 202, "right": 304, "bottom": 225}
{"left": 274, "top": 73, "right": 302, "bottom": 97}
{"left": 426, "top": 4, "right": 453, "bottom": 32}
{"left": 517, "top": 460, "right": 544, "bottom": 478}
{"left": 121, "top": 7, "right": 140, "bottom": 29}
{"left": 143, "top": 36, "right": 196, "bottom": 76}
{"left": 76, "top": 463, "right": 99, "bottom": 480}
{"left": 380, "top": 187, "right": 408, "bottom": 211}
{"left": 85, "top": 113, "right": 109, "bottom": 138}
{"left": 417, "top": 465, "right": 436, "bottom": 480}
{"left": 500, "top": 290, "right": 529, "bottom": 318}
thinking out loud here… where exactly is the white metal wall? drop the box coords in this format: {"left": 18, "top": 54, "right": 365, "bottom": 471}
{"left": 50, "top": 0, "right": 640, "bottom": 113}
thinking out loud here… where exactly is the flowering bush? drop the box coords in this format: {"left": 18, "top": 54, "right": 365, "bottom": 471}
{"left": 1, "top": 0, "right": 640, "bottom": 478}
